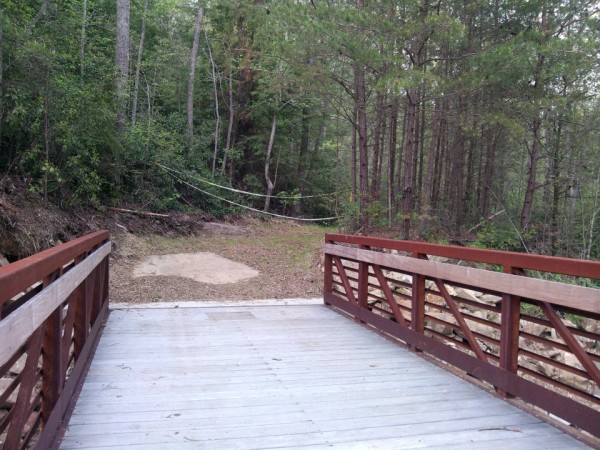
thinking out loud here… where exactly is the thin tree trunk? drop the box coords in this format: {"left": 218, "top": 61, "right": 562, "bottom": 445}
{"left": 264, "top": 114, "right": 277, "bottom": 212}
{"left": 27, "top": 0, "right": 51, "bottom": 34}
{"left": 354, "top": 64, "right": 369, "bottom": 228}
{"left": 387, "top": 97, "right": 399, "bottom": 226}
{"left": 351, "top": 105, "right": 357, "bottom": 209}
{"left": 521, "top": 116, "right": 541, "bottom": 231}
{"left": 521, "top": 10, "right": 547, "bottom": 232}
{"left": 187, "top": 2, "right": 204, "bottom": 153}
{"left": 418, "top": 98, "right": 441, "bottom": 237}
{"left": 295, "top": 106, "right": 310, "bottom": 214}
{"left": 222, "top": 73, "right": 234, "bottom": 174}
{"left": 402, "top": 90, "right": 418, "bottom": 239}
{"left": 43, "top": 68, "right": 50, "bottom": 203}
{"left": 205, "top": 31, "right": 221, "bottom": 177}
{"left": 432, "top": 97, "right": 448, "bottom": 210}
{"left": 131, "top": 0, "right": 149, "bottom": 126}
{"left": 481, "top": 129, "right": 498, "bottom": 218}
{"left": 116, "top": 0, "right": 130, "bottom": 134}
{"left": 396, "top": 98, "right": 407, "bottom": 213}
{"left": 416, "top": 88, "right": 425, "bottom": 211}
{"left": 370, "top": 93, "right": 384, "bottom": 201}
{"left": 79, "top": 0, "right": 87, "bottom": 87}
{"left": 0, "top": 21, "right": 4, "bottom": 152}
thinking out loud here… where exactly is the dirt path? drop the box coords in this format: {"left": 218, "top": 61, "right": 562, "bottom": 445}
{"left": 109, "top": 219, "right": 330, "bottom": 303}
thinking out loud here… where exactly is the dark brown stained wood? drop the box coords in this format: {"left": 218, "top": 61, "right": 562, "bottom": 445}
{"left": 325, "top": 292, "right": 599, "bottom": 441}
{"left": 0, "top": 243, "right": 111, "bottom": 367}
{"left": 325, "top": 233, "right": 600, "bottom": 279}
{"left": 433, "top": 278, "right": 487, "bottom": 361}
{"left": 323, "top": 244, "right": 600, "bottom": 313}
{"left": 0, "top": 231, "right": 109, "bottom": 305}
{"left": 323, "top": 235, "right": 600, "bottom": 443}
{"left": 1, "top": 231, "right": 111, "bottom": 450}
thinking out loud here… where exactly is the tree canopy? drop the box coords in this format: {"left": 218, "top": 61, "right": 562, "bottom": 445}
{"left": 1, "top": 0, "right": 599, "bottom": 258}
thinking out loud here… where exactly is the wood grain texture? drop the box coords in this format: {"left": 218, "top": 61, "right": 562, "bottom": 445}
{"left": 0, "top": 242, "right": 111, "bottom": 367}
{"left": 323, "top": 243, "right": 600, "bottom": 313}
{"left": 59, "top": 305, "right": 589, "bottom": 449}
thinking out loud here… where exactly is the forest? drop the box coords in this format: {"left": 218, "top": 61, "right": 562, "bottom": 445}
{"left": 0, "top": 0, "right": 599, "bottom": 259}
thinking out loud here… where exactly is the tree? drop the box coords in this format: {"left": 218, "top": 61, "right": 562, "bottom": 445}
{"left": 187, "top": 2, "right": 204, "bottom": 153}
{"left": 116, "top": 0, "right": 130, "bottom": 134}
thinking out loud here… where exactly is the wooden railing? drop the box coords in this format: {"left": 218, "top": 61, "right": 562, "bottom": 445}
{"left": 324, "top": 233, "right": 600, "bottom": 440}
{"left": 0, "top": 231, "right": 111, "bottom": 450}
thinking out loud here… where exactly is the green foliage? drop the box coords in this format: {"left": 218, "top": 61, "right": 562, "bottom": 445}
{"left": 472, "top": 224, "right": 530, "bottom": 253}
{"left": 0, "top": 0, "right": 599, "bottom": 252}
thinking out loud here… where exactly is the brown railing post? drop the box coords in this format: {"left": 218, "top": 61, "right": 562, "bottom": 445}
{"left": 73, "top": 280, "right": 89, "bottom": 359}
{"left": 324, "top": 253, "right": 333, "bottom": 305}
{"left": 358, "top": 245, "right": 369, "bottom": 322}
{"left": 411, "top": 253, "right": 426, "bottom": 350}
{"left": 499, "top": 266, "right": 521, "bottom": 398}
{"left": 41, "top": 271, "right": 64, "bottom": 424}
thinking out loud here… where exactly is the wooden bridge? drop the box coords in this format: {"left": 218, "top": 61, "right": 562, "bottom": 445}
{"left": 1, "top": 231, "right": 599, "bottom": 449}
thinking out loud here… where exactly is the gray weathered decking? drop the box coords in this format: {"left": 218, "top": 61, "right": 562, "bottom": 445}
{"left": 60, "top": 304, "right": 589, "bottom": 449}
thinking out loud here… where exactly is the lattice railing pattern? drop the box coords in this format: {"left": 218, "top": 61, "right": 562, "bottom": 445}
{"left": 0, "top": 231, "right": 110, "bottom": 450}
{"left": 324, "top": 234, "right": 600, "bottom": 440}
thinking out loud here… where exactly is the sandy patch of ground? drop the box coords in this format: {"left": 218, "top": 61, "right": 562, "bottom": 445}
{"left": 133, "top": 252, "right": 259, "bottom": 284}
{"left": 109, "top": 218, "right": 330, "bottom": 303}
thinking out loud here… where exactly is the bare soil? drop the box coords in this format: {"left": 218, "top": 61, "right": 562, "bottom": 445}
{"left": 109, "top": 218, "right": 329, "bottom": 303}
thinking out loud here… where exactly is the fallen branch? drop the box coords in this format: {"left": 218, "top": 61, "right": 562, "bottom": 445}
{"left": 106, "top": 207, "right": 169, "bottom": 218}
{"left": 468, "top": 209, "right": 505, "bottom": 234}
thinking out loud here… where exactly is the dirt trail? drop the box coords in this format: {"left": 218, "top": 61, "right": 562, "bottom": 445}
{"left": 109, "top": 218, "right": 329, "bottom": 303}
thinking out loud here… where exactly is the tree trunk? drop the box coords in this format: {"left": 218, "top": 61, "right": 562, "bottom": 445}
{"left": 520, "top": 115, "right": 541, "bottom": 231}
{"left": 370, "top": 93, "right": 384, "bottom": 201}
{"left": 131, "top": 0, "right": 149, "bottom": 126}
{"left": 418, "top": 97, "right": 441, "bottom": 237}
{"left": 521, "top": 10, "right": 547, "bottom": 233}
{"left": 432, "top": 97, "right": 448, "bottom": 210}
{"left": 115, "top": 0, "right": 130, "bottom": 134}
{"left": 222, "top": 73, "right": 235, "bottom": 175}
{"left": 206, "top": 31, "right": 221, "bottom": 177}
{"left": 354, "top": 63, "right": 369, "bottom": 229}
{"left": 481, "top": 128, "right": 498, "bottom": 218}
{"left": 187, "top": 2, "right": 204, "bottom": 153}
{"left": 351, "top": 105, "right": 357, "bottom": 210}
{"left": 294, "top": 106, "right": 310, "bottom": 214}
{"left": 387, "top": 96, "right": 399, "bottom": 225}
{"left": 0, "top": 21, "right": 4, "bottom": 152}
{"left": 402, "top": 90, "right": 418, "bottom": 239}
{"left": 43, "top": 68, "right": 50, "bottom": 203}
{"left": 79, "top": 0, "right": 87, "bottom": 87}
{"left": 264, "top": 114, "right": 277, "bottom": 212}
{"left": 27, "top": 0, "right": 51, "bottom": 35}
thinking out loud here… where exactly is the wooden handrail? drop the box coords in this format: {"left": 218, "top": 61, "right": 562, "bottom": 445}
{"left": 325, "top": 233, "right": 600, "bottom": 278}
{"left": 0, "top": 231, "right": 109, "bottom": 306}
{"left": 323, "top": 234, "right": 600, "bottom": 442}
{"left": 0, "top": 231, "right": 111, "bottom": 450}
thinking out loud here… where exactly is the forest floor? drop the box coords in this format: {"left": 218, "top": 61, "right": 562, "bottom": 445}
{"left": 0, "top": 176, "right": 332, "bottom": 303}
{"left": 109, "top": 218, "right": 330, "bottom": 303}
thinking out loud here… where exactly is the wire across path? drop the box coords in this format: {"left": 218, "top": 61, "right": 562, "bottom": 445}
{"left": 59, "top": 303, "right": 590, "bottom": 450}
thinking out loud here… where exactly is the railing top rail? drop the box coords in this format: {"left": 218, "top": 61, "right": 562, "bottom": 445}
{"left": 0, "top": 230, "right": 109, "bottom": 303}
{"left": 325, "top": 233, "right": 600, "bottom": 279}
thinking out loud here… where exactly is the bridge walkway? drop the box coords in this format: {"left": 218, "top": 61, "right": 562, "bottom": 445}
{"left": 59, "top": 303, "right": 589, "bottom": 449}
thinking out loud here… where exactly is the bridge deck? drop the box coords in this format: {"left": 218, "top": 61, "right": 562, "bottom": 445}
{"left": 60, "top": 304, "right": 589, "bottom": 449}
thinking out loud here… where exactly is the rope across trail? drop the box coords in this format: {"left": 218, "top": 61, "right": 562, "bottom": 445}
{"left": 155, "top": 162, "right": 340, "bottom": 222}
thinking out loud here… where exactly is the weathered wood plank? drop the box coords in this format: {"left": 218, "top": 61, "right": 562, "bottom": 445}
{"left": 60, "top": 305, "right": 590, "bottom": 450}
{"left": 323, "top": 243, "right": 600, "bottom": 313}
{"left": 0, "top": 243, "right": 111, "bottom": 367}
